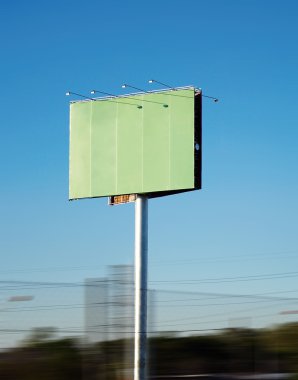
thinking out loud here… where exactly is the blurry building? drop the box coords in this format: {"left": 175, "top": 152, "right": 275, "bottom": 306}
{"left": 85, "top": 265, "right": 134, "bottom": 343}
{"left": 85, "top": 278, "right": 109, "bottom": 343}
{"left": 85, "top": 265, "right": 135, "bottom": 379}
{"left": 108, "top": 265, "right": 134, "bottom": 341}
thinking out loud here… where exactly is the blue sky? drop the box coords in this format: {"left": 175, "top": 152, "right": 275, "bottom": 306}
{"left": 0, "top": 0, "right": 298, "bottom": 336}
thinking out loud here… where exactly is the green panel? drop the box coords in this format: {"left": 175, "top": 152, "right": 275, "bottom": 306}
{"left": 91, "top": 100, "right": 117, "bottom": 197}
{"left": 143, "top": 93, "right": 170, "bottom": 192}
{"left": 69, "top": 101, "right": 91, "bottom": 199}
{"left": 116, "top": 98, "right": 143, "bottom": 194}
{"left": 169, "top": 89, "right": 195, "bottom": 189}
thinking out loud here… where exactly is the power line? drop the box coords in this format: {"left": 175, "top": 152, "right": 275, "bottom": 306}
{"left": 150, "top": 249, "right": 298, "bottom": 265}
{"left": 1, "top": 249, "right": 297, "bottom": 275}
{"left": 150, "top": 271, "right": 298, "bottom": 284}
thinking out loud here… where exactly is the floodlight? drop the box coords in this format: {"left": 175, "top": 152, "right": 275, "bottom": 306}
{"left": 65, "top": 91, "right": 95, "bottom": 101}
{"left": 91, "top": 89, "right": 143, "bottom": 109}
{"left": 202, "top": 94, "right": 219, "bottom": 102}
{"left": 121, "top": 83, "right": 149, "bottom": 94}
{"left": 148, "top": 79, "right": 174, "bottom": 90}
{"left": 121, "top": 84, "right": 168, "bottom": 107}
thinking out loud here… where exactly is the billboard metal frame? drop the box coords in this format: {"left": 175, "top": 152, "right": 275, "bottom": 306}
{"left": 69, "top": 86, "right": 202, "bottom": 200}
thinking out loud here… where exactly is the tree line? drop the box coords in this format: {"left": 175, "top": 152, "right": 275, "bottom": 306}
{"left": 0, "top": 323, "right": 298, "bottom": 380}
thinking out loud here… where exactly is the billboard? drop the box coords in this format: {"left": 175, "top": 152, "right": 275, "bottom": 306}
{"left": 69, "top": 87, "right": 201, "bottom": 200}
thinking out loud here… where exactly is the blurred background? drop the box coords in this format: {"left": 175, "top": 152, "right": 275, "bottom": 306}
{"left": 1, "top": 264, "right": 298, "bottom": 379}
{"left": 1, "top": 0, "right": 298, "bottom": 379}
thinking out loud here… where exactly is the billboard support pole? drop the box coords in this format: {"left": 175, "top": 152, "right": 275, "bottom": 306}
{"left": 134, "top": 195, "right": 148, "bottom": 380}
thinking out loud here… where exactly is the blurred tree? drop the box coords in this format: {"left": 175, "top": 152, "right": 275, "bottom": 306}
{"left": 1, "top": 324, "right": 298, "bottom": 379}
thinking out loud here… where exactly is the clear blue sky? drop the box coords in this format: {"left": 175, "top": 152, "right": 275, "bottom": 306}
{"left": 0, "top": 0, "right": 298, "bottom": 323}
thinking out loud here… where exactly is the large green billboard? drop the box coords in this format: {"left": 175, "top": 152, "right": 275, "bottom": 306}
{"left": 69, "top": 87, "right": 201, "bottom": 200}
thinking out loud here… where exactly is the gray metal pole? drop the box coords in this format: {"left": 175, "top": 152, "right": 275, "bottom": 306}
{"left": 134, "top": 195, "right": 148, "bottom": 380}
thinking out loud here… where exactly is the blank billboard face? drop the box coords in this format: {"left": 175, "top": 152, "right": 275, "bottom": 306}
{"left": 69, "top": 87, "right": 201, "bottom": 200}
